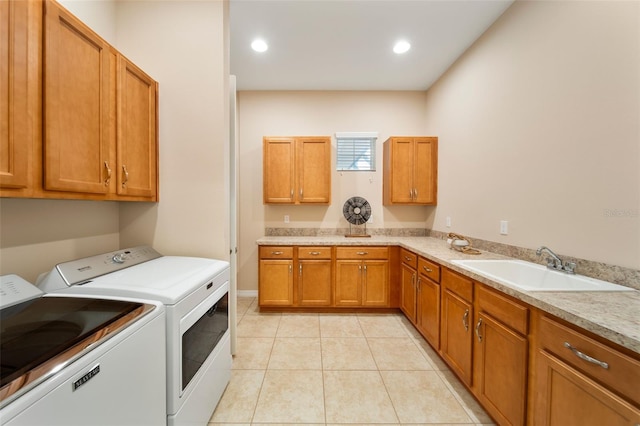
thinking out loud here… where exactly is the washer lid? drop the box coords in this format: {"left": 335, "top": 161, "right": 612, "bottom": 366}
{"left": 67, "top": 257, "right": 230, "bottom": 305}
{"left": 0, "top": 295, "right": 153, "bottom": 406}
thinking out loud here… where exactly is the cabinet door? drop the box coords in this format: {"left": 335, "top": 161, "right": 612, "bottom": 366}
{"left": 400, "top": 263, "right": 417, "bottom": 321}
{"left": 1, "top": 0, "right": 36, "bottom": 191}
{"left": 263, "top": 137, "right": 294, "bottom": 203}
{"left": 534, "top": 350, "right": 640, "bottom": 426}
{"left": 388, "top": 137, "right": 414, "bottom": 203}
{"left": 417, "top": 277, "right": 440, "bottom": 349}
{"left": 334, "top": 260, "right": 362, "bottom": 306}
{"left": 362, "top": 260, "right": 389, "bottom": 307}
{"left": 117, "top": 55, "right": 157, "bottom": 199}
{"left": 43, "top": 0, "right": 114, "bottom": 194}
{"left": 297, "top": 137, "right": 330, "bottom": 203}
{"left": 440, "top": 289, "right": 473, "bottom": 385}
{"left": 259, "top": 259, "right": 293, "bottom": 306}
{"left": 413, "top": 137, "right": 437, "bottom": 205}
{"left": 298, "top": 259, "right": 332, "bottom": 306}
{"left": 474, "top": 313, "right": 528, "bottom": 426}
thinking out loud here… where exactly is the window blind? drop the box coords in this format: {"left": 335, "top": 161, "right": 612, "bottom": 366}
{"left": 335, "top": 132, "right": 378, "bottom": 171}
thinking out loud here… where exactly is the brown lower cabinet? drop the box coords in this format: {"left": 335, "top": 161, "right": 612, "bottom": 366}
{"left": 257, "top": 244, "right": 640, "bottom": 425}
{"left": 532, "top": 313, "right": 640, "bottom": 425}
{"left": 473, "top": 285, "right": 529, "bottom": 426}
{"left": 335, "top": 247, "right": 389, "bottom": 307}
{"left": 416, "top": 256, "right": 441, "bottom": 349}
{"left": 297, "top": 247, "right": 332, "bottom": 306}
{"left": 258, "top": 245, "right": 389, "bottom": 308}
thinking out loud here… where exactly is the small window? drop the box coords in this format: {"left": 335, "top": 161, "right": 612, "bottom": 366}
{"left": 335, "top": 132, "right": 378, "bottom": 171}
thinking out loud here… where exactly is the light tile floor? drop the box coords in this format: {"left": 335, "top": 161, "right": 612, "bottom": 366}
{"left": 209, "top": 297, "right": 494, "bottom": 425}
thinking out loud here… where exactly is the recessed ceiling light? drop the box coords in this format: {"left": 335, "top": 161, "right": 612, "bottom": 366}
{"left": 251, "top": 39, "right": 268, "bottom": 53}
{"left": 393, "top": 40, "right": 411, "bottom": 54}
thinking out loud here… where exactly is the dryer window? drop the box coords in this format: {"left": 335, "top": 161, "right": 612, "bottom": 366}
{"left": 181, "top": 293, "right": 228, "bottom": 390}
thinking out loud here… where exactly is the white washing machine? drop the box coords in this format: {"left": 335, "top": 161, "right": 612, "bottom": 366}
{"left": 0, "top": 274, "right": 167, "bottom": 426}
{"left": 37, "top": 246, "right": 232, "bottom": 426}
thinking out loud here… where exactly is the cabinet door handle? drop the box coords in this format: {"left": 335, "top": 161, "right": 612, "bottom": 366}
{"left": 462, "top": 309, "right": 469, "bottom": 331}
{"left": 299, "top": 264, "right": 302, "bottom": 276}
{"left": 356, "top": 251, "right": 368, "bottom": 255}
{"left": 289, "top": 264, "right": 292, "bottom": 273}
{"left": 300, "top": 188, "right": 303, "bottom": 198}
{"left": 417, "top": 277, "right": 421, "bottom": 293}
{"left": 412, "top": 273, "right": 416, "bottom": 288}
{"left": 271, "top": 251, "right": 283, "bottom": 255}
{"left": 475, "top": 318, "right": 483, "bottom": 342}
{"left": 290, "top": 189, "right": 294, "bottom": 198}
{"left": 564, "top": 342, "right": 609, "bottom": 369}
{"left": 309, "top": 251, "right": 321, "bottom": 255}
{"left": 104, "top": 161, "right": 112, "bottom": 186}
{"left": 414, "top": 188, "right": 418, "bottom": 199}
{"left": 122, "top": 165, "right": 129, "bottom": 187}
{"left": 363, "top": 265, "right": 367, "bottom": 273}
{"left": 423, "top": 266, "right": 432, "bottom": 273}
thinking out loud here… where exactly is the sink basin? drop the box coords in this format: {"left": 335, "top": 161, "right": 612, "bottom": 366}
{"left": 451, "top": 259, "right": 633, "bottom": 292}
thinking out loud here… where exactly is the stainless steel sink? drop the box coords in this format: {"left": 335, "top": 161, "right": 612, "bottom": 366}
{"left": 451, "top": 259, "right": 633, "bottom": 292}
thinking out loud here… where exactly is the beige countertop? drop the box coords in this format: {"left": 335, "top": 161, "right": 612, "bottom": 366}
{"left": 257, "top": 235, "right": 640, "bottom": 354}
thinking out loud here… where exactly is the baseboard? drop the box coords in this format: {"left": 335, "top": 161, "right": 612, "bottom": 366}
{"left": 237, "top": 290, "right": 258, "bottom": 298}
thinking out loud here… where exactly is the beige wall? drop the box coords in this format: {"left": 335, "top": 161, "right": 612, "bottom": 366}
{"left": 115, "top": 1, "right": 231, "bottom": 260}
{"left": 424, "top": 0, "right": 639, "bottom": 269}
{"left": 0, "top": 0, "right": 230, "bottom": 283}
{"left": 237, "top": 91, "right": 430, "bottom": 290}
{"left": 0, "top": 199, "right": 120, "bottom": 283}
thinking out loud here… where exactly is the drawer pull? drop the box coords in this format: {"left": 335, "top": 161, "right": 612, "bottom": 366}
{"left": 309, "top": 251, "right": 321, "bottom": 255}
{"left": 475, "top": 318, "right": 483, "bottom": 342}
{"left": 423, "top": 266, "right": 432, "bottom": 273}
{"left": 462, "top": 309, "right": 469, "bottom": 331}
{"left": 564, "top": 342, "right": 609, "bottom": 369}
{"left": 356, "top": 251, "right": 368, "bottom": 255}
{"left": 404, "top": 256, "right": 413, "bottom": 261}
{"left": 271, "top": 251, "right": 284, "bottom": 255}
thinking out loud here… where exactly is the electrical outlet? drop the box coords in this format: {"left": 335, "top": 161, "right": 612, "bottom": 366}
{"left": 500, "top": 220, "right": 508, "bottom": 235}
{"left": 446, "top": 216, "right": 452, "bottom": 228}
{"left": 284, "top": 215, "right": 290, "bottom": 223}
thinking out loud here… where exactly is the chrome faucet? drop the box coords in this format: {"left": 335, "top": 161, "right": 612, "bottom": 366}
{"left": 536, "top": 246, "right": 576, "bottom": 274}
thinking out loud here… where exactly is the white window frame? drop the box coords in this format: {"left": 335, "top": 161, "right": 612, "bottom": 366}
{"left": 335, "top": 132, "right": 378, "bottom": 171}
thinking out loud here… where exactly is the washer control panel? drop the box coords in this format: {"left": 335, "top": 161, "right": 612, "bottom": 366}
{"left": 1, "top": 274, "right": 43, "bottom": 308}
{"left": 54, "top": 246, "right": 162, "bottom": 286}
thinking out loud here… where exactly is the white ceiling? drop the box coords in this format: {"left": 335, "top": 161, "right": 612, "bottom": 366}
{"left": 230, "top": 0, "right": 514, "bottom": 91}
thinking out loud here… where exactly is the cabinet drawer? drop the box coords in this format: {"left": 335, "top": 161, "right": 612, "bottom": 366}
{"left": 441, "top": 268, "right": 473, "bottom": 302}
{"left": 259, "top": 246, "right": 294, "bottom": 259}
{"left": 400, "top": 249, "right": 417, "bottom": 269}
{"left": 336, "top": 247, "right": 388, "bottom": 260}
{"left": 297, "top": 246, "right": 332, "bottom": 259}
{"left": 476, "top": 285, "right": 528, "bottom": 335}
{"left": 418, "top": 257, "right": 440, "bottom": 283}
{"left": 538, "top": 315, "right": 640, "bottom": 405}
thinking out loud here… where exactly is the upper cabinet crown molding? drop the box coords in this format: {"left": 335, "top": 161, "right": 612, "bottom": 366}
{"left": 263, "top": 136, "right": 331, "bottom": 205}
{"left": 383, "top": 136, "right": 438, "bottom": 205}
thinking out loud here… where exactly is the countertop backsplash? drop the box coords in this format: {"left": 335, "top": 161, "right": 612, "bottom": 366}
{"left": 264, "top": 227, "right": 640, "bottom": 291}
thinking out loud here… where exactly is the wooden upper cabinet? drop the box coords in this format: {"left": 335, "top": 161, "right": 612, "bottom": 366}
{"left": 43, "top": 0, "right": 114, "bottom": 195}
{"left": 263, "top": 137, "right": 295, "bottom": 203}
{"left": 383, "top": 136, "right": 438, "bottom": 205}
{"left": 1, "top": 0, "right": 158, "bottom": 201}
{"left": 263, "top": 136, "right": 331, "bottom": 204}
{"left": 117, "top": 55, "right": 158, "bottom": 199}
{"left": 0, "top": 0, "right": 40, "bottom": 193}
